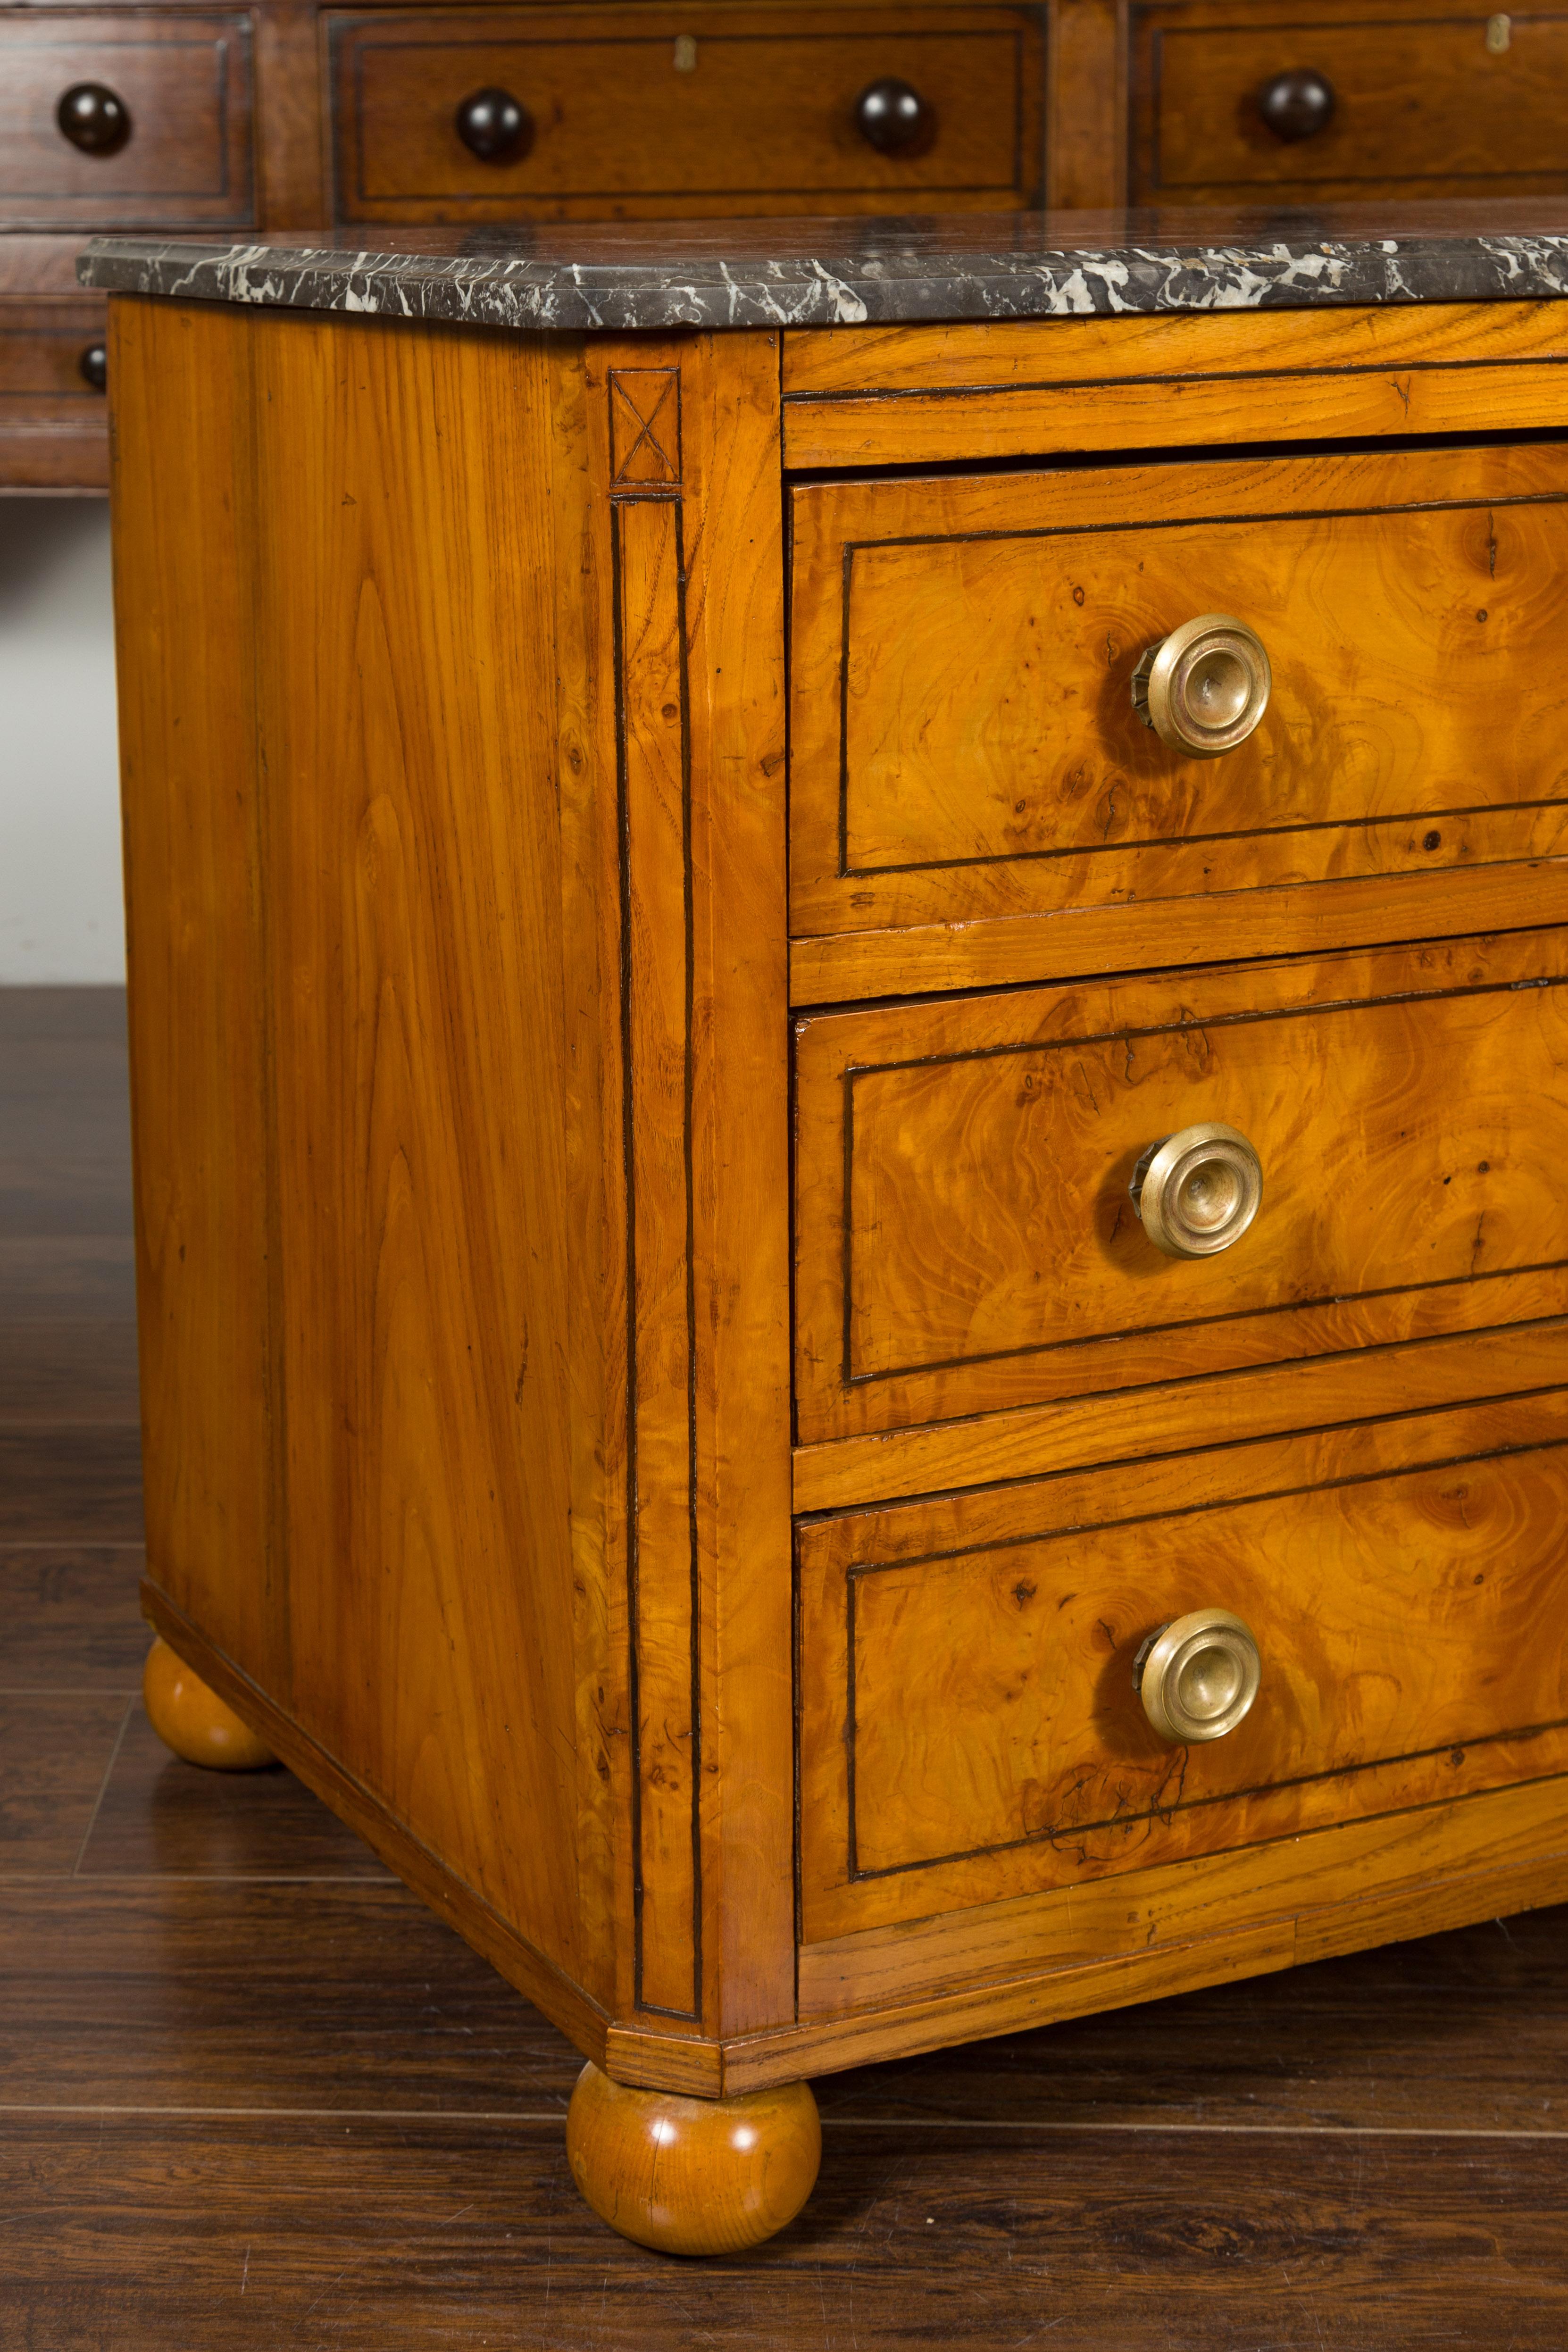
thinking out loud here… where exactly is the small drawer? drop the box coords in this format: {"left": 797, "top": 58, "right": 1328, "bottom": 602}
{"left": 794, "top": 928, "right": 1568, "bottom": 1442}
{"left": 789, "top": 439, "right": 1568, "bottom": 951}
{"left": 0, "top": 301, "right": 109, "bottom": 398}
{"left": 331, "top": 6, "right": 1039, "bottom": 222}
{"left": 1133, "top": 3, "right": 1568, "bottom": 204}
{"left": 798, "top": 1390, "right": 1568, "bottom": 1942}
{"left": 0, "top": 12, "right": 254, "bottom": 229}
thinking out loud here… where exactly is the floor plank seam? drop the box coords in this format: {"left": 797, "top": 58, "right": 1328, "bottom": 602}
{"left": 69, "top": 1694, "right": 134, "bottom": 1874}
{"left": 0, "top": 2106, "right": 1562, "bottom": 2139}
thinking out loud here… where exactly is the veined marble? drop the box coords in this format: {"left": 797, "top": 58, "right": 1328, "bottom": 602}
{"left": 78, "top": 206, "right": 1568, "bottom": 332}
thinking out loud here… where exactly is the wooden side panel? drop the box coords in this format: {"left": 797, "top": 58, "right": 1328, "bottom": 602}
{"left": 113, "top": 299, "right": 618, "bottom": 2022}
{"left": 111, "top": 300, "right": 793, "bottom": 2064}
{"left": 586, "top": 335, "right": 795, "bottom": 2038}
{"left": 109, "top": 295, "right": 281, "bottom": 1691}
{"left": 240, "top": 309, "right": 596, "bottom": 1993}
{"left": 797, "top": 1393, "right": 1568, "bottom": 1940}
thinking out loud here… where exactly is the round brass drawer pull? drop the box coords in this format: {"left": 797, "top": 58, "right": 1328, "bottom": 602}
{"left": 1130, "top": 1121, "right": 1262, "bottom": 1258}
{"left": 1134, "top": 1608, "right": 1262, "bottom": 1744}
{"left": 1131, "top": 613, "right": 1271, "bottom": 757}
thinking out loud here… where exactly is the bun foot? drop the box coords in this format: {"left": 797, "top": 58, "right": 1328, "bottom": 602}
{"left": 142, "top": 1635, "right": 275, "bottom": 1770}
{"left": 566, "top": 2062, "right": 820, "bottom": 2255}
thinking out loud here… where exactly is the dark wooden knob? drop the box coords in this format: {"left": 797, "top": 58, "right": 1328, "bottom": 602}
{"left": 454, "top": 86, "right": 534, "bottom": 164}
{"left": 854, "top": 77, "right": 933, "bottom": 156}
{"left": 1256, "top": 68, "right": 1336, "bottom": 142}
{"left": 79, "top": 342, "right": 108, "bottom": 392}
{"left": 57, "top": 82, "right": 133, "bottom": 156}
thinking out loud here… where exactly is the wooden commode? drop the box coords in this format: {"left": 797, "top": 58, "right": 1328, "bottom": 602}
{"left": 83, "top": 207, "right": 1568, "bottom": 2254}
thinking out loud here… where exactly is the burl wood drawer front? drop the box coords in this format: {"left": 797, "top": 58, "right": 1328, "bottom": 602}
{"left": 793, "top": 928, "right": 1568, "bottom": 1442}
{"left": 332, "top": 7, "right": 1038, "bottom": 223}
{"left": 0, "top": 13, "right": 254, "bottom": 228}
{"left": 788, "top": 442, "right": 1568, "bottom": 950}
{"left": 1133, "top": 1, "right": 1568, "bottom": 205}
{"left": 798, "top": 1390, "right": 1568, "bottom": 1941}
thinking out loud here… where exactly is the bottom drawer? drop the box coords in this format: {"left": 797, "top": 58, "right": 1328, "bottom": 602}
{"left": 797, "top": 1385, "right": 1568, "bottom": 1944}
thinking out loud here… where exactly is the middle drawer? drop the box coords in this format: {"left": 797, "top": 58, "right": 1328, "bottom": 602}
{"left": 794, "top": 926, "right": 1568, "bottom": 1441}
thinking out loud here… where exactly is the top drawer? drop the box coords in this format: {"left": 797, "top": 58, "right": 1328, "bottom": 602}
{"left": 331, "top": 6, "right": 1040, "bottom": 221}
{"left": 789, "top": 439, "right": 1568, "bottom": 967}
{"left": 1133, "top": 2, "right": 1568, "bottom": 203}
{"left": 0, "top": 12, "right": 254, "bottom": 228}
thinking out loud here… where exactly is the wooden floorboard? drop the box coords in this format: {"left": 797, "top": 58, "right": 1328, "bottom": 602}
{"left": 2, "top": 983, "right": 1566, "bottom": 2344}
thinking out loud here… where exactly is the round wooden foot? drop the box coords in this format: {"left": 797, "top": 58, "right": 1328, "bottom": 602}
{"left": 142, "top": 1636, "right": 275, "bottom": 1771}
{"left": 566, "top": 2062, "right": 820, "bottom": 2255}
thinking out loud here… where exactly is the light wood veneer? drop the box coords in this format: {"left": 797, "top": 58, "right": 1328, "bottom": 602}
{"left": 107, "top": 287, "right": 1568, "bottom": 2248}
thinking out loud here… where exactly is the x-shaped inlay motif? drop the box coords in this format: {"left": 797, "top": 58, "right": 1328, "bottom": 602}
{"left": 610, "top": 370, "right": 681, "bottom": 485}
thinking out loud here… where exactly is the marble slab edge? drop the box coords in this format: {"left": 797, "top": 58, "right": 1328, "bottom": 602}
{"left": 78, "top": 232, "right": 1568, "bottom": 331}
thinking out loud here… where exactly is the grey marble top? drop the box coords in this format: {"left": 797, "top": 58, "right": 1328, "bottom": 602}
{"left": 79, "top": 204, "right": 1568, "bottom": 333}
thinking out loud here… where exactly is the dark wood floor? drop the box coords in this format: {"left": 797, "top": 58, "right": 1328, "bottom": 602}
{"left": 4, "top": 984, "right": 1567, "bottom": 2348}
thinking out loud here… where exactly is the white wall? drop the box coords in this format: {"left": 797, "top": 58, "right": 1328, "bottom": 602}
{"left": 0, "top": 500, "right": 124, "bottom": 984}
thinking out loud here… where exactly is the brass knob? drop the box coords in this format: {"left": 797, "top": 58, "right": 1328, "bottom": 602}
{"left": 1134, "top": 1609, "right": 1262, "bottom": 1743}
{"left": 1132, "top": 614, "right": 1270, "bottom": 757}
{"left": 79, "top": 342, "right": 107, "bottom": 392}
{"left": 57, "top": 82, "right": 133, "bottom": 156}
{"left": 454, "top": 86, "right": 534, "bottom": 164}
{"left": 1257, "top": 67, "right": 1337, "bottom": 142}
{"left": 855, "top": 77, "right": 934, "bottom": 155}
{"left": 1130, "top": 1122, "right": 1261, "bottom": 1258}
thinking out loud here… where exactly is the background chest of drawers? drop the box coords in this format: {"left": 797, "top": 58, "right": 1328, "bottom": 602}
{"left": 2, "top": 0, "right": 1050, "bottom": 490}
{"left": 19, "top": 1, "right": 1568, "bottom": 492}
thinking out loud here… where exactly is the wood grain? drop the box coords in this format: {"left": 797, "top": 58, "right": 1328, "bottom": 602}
{"left": 0, "top": 1693, "right": 131, "bottom": 1876}
{"left": 9, "top": 2110, "right": 1568, "bottom": 2348}
{"left": 0, "top": 11, "right": 255, "bottom": 225}
{"left": 78, "top": 1699, "right": 392, "bottom": 1879}
{"left": 0, "top": 1546, "right": 147, "bottom": 1688}
{"left": 111, "top": 297, "right": 793, "bottom": 2086}
{"left": 566, "top": 2061, "right": 819, "bottom": 2253}
{"left": 789, "top": 851, "right": 1568, "bottom": 1005}
{"left": 1045, "top": 0, "right": 1125, "bottom": 207}
{"left": 142, "top": 1635, "right": 274, "bottom": 1772}
{"left": 789, "top": 439, "right": 1568, "bottom": 948}
{"left": 780, "top": 301, "right": 1568, "bottom": 466}
{"left": 800, "top": 1423, "right": 1568, "bottom": 1926}
{"left": 1134, "top": 0, "right": 1568, "bottom": 205}
{"left": 782, "top": 1768, "right": 1568, "bottom": 2043}
{"left": 795, "top": 926, "right": 1568, "bottom": 1440}
{"left": 109, "top": 296, "right": 278, "bottom": 1689}
{"left": 792, "top": 1314, "right": 1568, "bottom": 1510}
{"left": 139, "top": 1578, "right": 616, "bottom": 2068}
{"left": 334, "top": 5, "right": 1041, "bottom": 223}
{"left": 551, "top": 332, "right": 796, "bottom": 2047}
